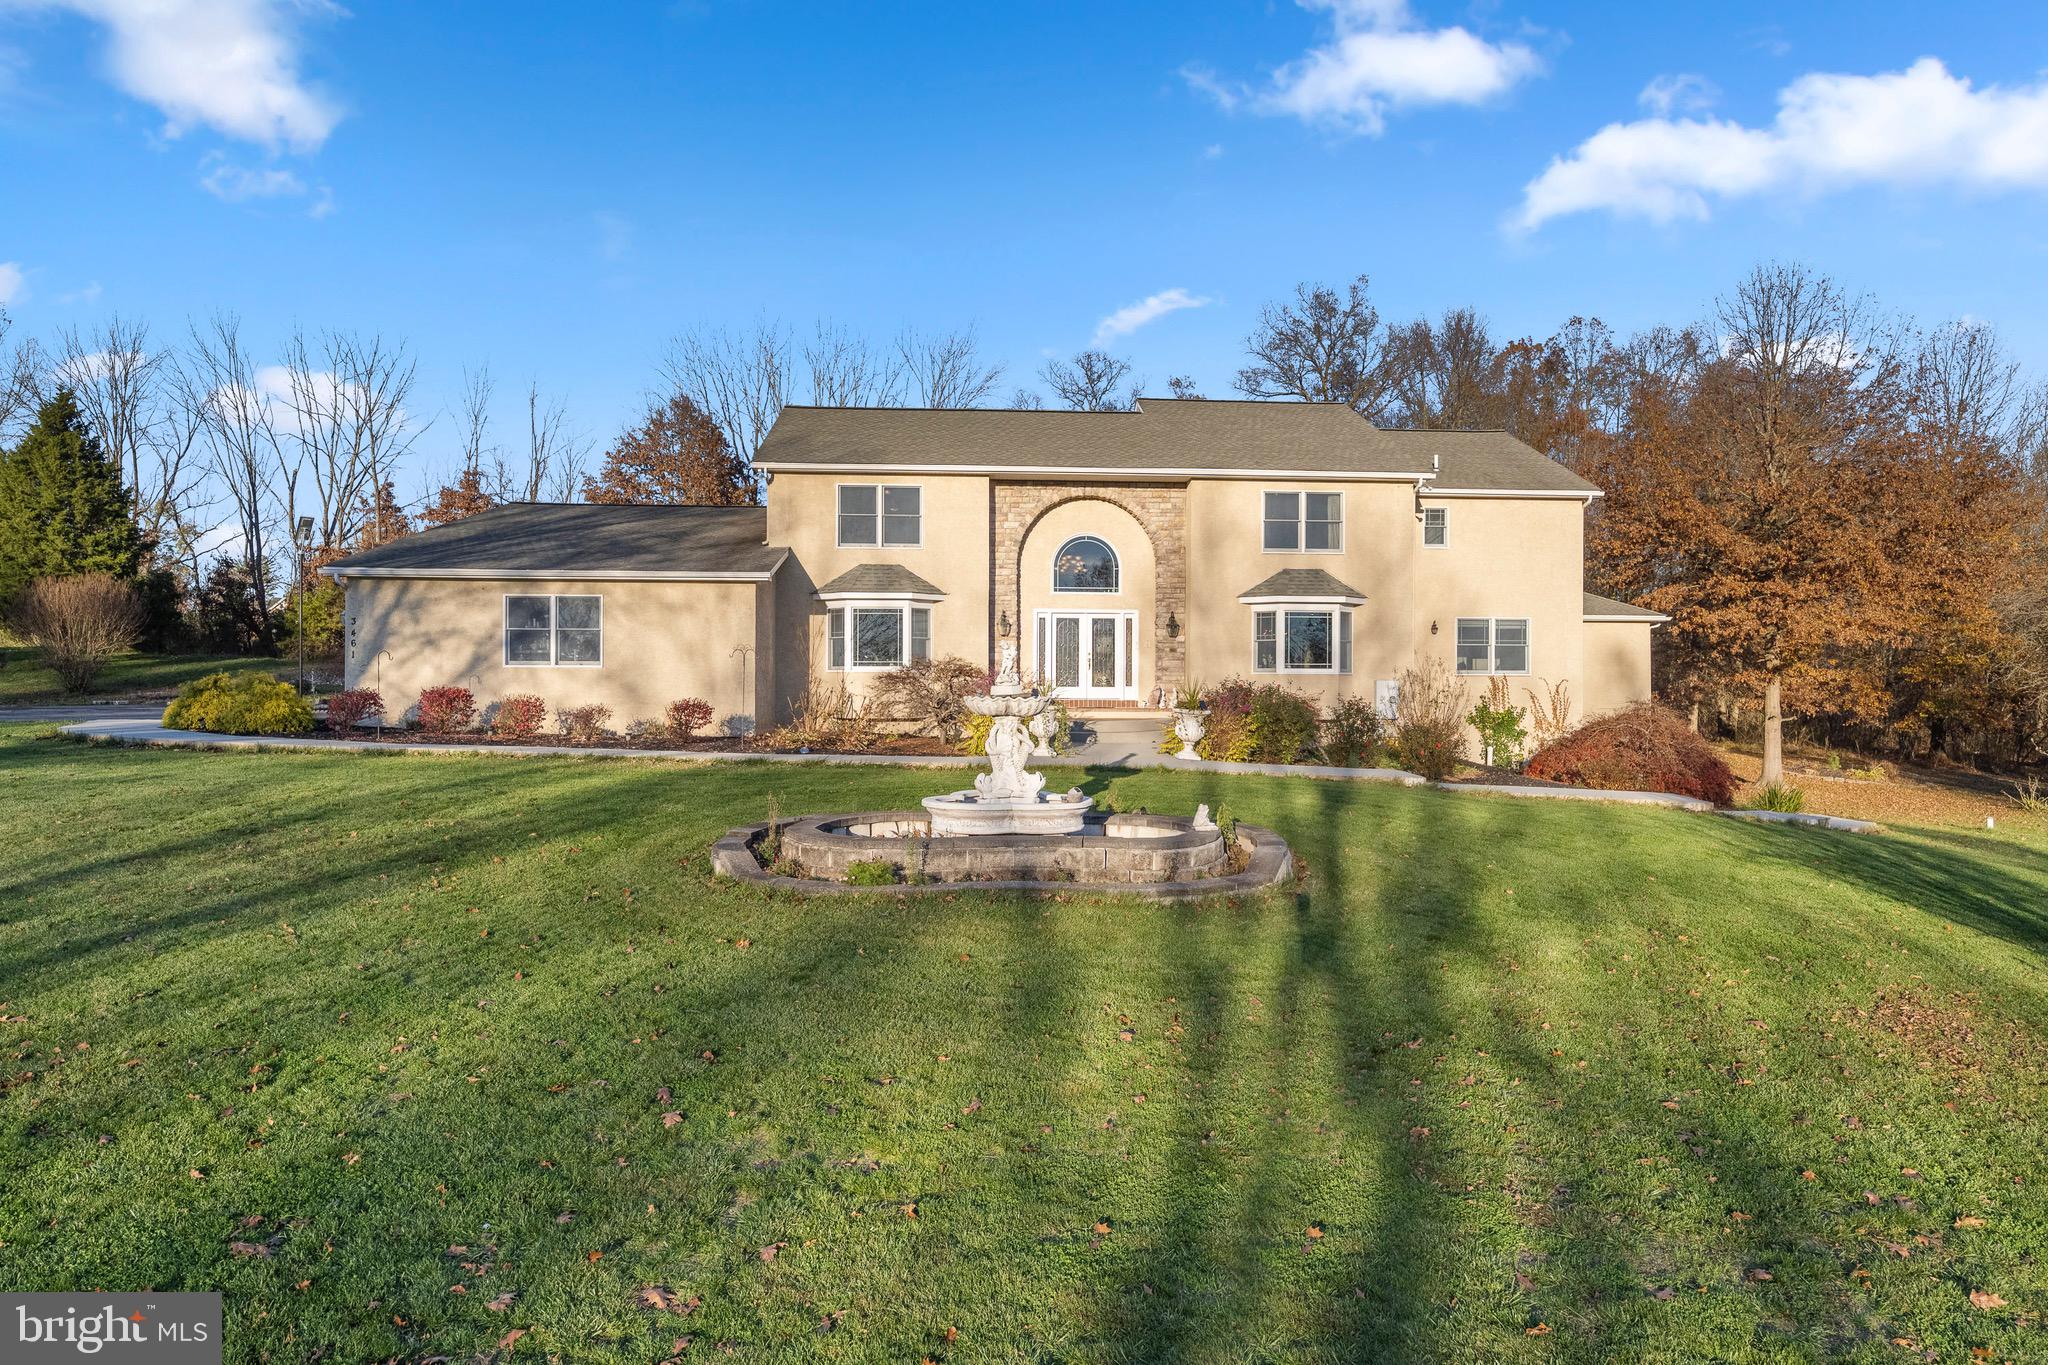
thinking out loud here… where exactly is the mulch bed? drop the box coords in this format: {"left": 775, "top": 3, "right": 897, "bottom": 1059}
{"left": 1443, "top": 762, "right": 1568, "bottom": 788}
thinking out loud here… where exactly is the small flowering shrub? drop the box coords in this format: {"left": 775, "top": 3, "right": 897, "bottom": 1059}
{"left": 492, "top": 693, "right": 547, "bottom": 738}
{"left": 324, "top": 688, "right": 383, "bottom": 732}
{"left": 557, "top": 704, "right": 614, "bottom": 740}
{"left": 1158, "top": 678, "right": 1319, "bottom": 764}
{"left": 664, "top": 697, "right": 715, "bottom": 739}
{"left": 1525, "top": 702, "right": 1738, "bottom": 805}
{"left": 1320, "top": 695, "right": 1384, "bottom": 768}
{"left": 163, "top": 672, "right": 313, "bottom": 736}
{"left": 415, "top": 686, "right": 476, "bottom": 734}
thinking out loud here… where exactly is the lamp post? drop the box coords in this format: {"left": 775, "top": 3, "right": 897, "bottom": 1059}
{"left": 294, "top": 516, "right": 314, "bottom": 694}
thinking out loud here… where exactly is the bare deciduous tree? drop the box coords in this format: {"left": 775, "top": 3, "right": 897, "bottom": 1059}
{"left": 0, "top": 309, "right": 45, "bottom": 442}
{"left": 1387, "top": 307, "right": 1505, "bottom": 430}
{"left": 1236, "top": 274, "right": 1398, "bottom": 419}
{"left": 661, "top": 323, "right": 792, "bottom": 468}
{"left": 487, "top": 380, "right": 586, "bottom": 502}
{"left": 276, "top": 329, "right": 422, "bottom": 553}
{"left": 1039, "top": 349, "right": 1135, "bottom": 412}
{"left": 895, "top": 326, "right": 1003, "bottom": 408}
{"left": 178, "top": 313, "right": 282, "bottom": 648}
{"left": 803, "top": 322, "right": 903, "bottom": 408}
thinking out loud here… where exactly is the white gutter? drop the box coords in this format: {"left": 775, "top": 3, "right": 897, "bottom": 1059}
{"left": 1420, "top": 487, "right": 1603, "bottom": 500}
{"left": 325, "top": 558, "right": 787, "bottom": 584}
{"left": 757, "top": 461, "right": 1437, "bottom": 482}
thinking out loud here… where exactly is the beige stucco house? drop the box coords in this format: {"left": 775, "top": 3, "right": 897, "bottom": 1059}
{"left": 327, "top": 398, "right": 1664, "bottom": 735}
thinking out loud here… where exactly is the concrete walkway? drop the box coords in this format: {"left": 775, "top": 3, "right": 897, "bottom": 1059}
{"left": 52, "top": 717, "right": 1877, "bottom": 832}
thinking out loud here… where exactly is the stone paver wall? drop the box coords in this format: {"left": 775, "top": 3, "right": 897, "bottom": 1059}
{"left": 992, "top": 481, "right": 1188, "bottom": 695}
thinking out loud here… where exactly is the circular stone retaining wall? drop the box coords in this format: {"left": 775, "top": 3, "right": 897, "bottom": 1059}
{"left": 778, "top": 811, "right": 1226, "bottom": 884}
{"left": 710, "top": 813, "right": 1294, "bottom": 900}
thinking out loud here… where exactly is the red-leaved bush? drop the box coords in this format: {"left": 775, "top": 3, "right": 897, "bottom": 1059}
{"left": 1524, "top": 702, "right": 1738, "bottom": 805}
{"left": 664, "top": 697, "right": 715, "bottom": 739}
{"left": 492, "top": 693, "right": 547, "bottom": 738}
{"left": 415, "top": 686, "right": 476, "bottom": 734}
{"left": 325, "top": 688, "right": 383, "bottom": 731}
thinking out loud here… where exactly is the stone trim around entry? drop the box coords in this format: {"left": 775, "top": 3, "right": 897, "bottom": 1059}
{"left": 992, "top": 481, "right": 1188, "bottom": 698}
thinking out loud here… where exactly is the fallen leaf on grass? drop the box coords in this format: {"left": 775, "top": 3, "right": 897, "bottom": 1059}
{"left": 1306, "top": 1224, "right": 1324, "bottom": 1240}
{"left": 1969, "top": 1290, "right": 2007, "bottom": 1310}
{"left": 227, "top": 1241, "right": 271, "bottom": 1258}
{"left": 901, "top": 1203, "right": 918, "bottom": 1219}
{"left": 758, "top": 1242, "right": 786, "bottom": 1262}
{"left": 1648, "top": 1286, "right": 1674, "bottom": 1301}
{"left": 1955, "top": 1215, "right": 1987, "bottom": 1228}
{"left": 499, "top": 1328, "right": 527, "bottom": 1348}
{"left": 661, "top": 1111, "right": 682, "bottom": 1128}
{"left": 1525, "top": 1322, "right": 1551, "bottom": 1336}
{"left": 635, "top": 1286, "right": 699, "bottom": 1314}
{"left": 1093, "top": 1221, "right": 1112, "bottom": 1235}
{"left": 961, "top": 1097, "right": 982, "bottom": 1115}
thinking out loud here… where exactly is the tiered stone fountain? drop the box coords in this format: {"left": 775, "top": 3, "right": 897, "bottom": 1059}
{"left": 710, "top": 644, "right": 1293, "bottom": 898}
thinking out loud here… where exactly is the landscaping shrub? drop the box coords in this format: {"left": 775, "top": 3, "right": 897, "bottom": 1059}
{"left": 557, "top": 704, "right": 614, "bottom": 740}
{"left": 1525, "top": 702, "right": 1739, "bottom": 805}
{"left": 7, "top": 573, "right": 143, "bottom": 692}
{"left": 957, "top": 697, "right": 1073, "bottom": 756}
{"left": 324, "top": 688, "right": 383, "bottom": 732}
{"left": 1161, "top": 678, "right": 1320, "bottom": 764}
{"left": 1319, "top": 695, "right": 1384, "bottom": 767}
{"left": 415, "top": 686, "right": 476, "bottom": 734}
{"left": 664, "top": 697, "right": 715, "bottom": 739}
{"left": 162, "top": 671, "right": 313, "bottom": 736}
{"left": 1746, "top": 780, "right": 1806, "bottom": 813}
{"left": 844, "top": 858, "right": 901, "bottom": 886}
{"left": 870, "top": 657, "right": 990, "bottom": 742}
{"left": 1391, "top": 660, "right": 1467, "bottom": 780}
{"left": 492, "top": 693, "right": 547, "bottom": 738}
{"left": 1466, "top": 677, "right": 1530, "bottom": 768}
{"left": 760, "top": 682, "right": 880, "bottom": 752}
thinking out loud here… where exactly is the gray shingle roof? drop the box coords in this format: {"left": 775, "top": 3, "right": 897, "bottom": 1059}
{"left": 323, "top": 503, "right": 784, "bottom": 578}
{"left": 1239, "top": 569, "right": 1366, "bottom": 601}
{"left": 1583, "top": 591, "right": 1668, "bottom": 621}
{"left": 759, "top": 398, "right": 1594, "bottom": 487}
{"left": 815, "top": 563, "right": 945, "bottom": 597}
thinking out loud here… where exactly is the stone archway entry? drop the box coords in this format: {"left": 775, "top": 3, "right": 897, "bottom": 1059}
{"left": 994, "top": 481, "right": 1187, "bottom": 704}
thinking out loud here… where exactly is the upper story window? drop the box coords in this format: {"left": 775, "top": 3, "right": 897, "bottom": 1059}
{"left": 1263, "top": 491, "right": 1342, "bottom": 552}
{"left": 1052, "top": 536, "right": 1119, "bottom": 592}
{"left": 1455, "top": 617, "right": 1529, "bottom": 675}
{"left": 837, "top": 484, "right": 921, "bottom": 547}
{"left": 1422, "top": 507, "right": 1448, "bottom": 547}
{"left": 505, "top": 594, "right": 602, "bottom": 667}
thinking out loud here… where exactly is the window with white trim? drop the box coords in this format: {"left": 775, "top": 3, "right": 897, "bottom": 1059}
{"left": 1422, "top": 507, "right": 1448, "bottom": 547}
{"left": 1253, "top": 607, "right": 1352, "bottom": 674}
{"left": 1052, "top": 535, "right": 1119, "bottom": 592}
{"left": 1262, "top": 491, "right": 1343, "bottom": 552}
{"left": 826, "top": 603, "right": 932, "bottom": 670}
{"left": 505, "top": 594, "right": 602, "bottom": 666}
{"left": 1455, "top": 617, "right": 1529, "bottom": 675}
{"left": 837, "top": 484, "right": 921, "bottom": 547}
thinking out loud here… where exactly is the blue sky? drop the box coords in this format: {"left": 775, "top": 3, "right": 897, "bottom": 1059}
{"left": 4, "top": 0, "right": 2048, "bottom": 491}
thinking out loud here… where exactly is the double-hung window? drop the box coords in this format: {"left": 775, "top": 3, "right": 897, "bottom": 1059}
{"left": 1422, "top": 507, "right": 1448, "bottom": 547}
{"left": 505, "top": 594, "right": 602, "bottom": 666}
{"left": 1455, "top": 617, "right": 1530, "bottom": 675}
{"left": 837, "top": 484, "right": 921, "bottom": 547}
{"left": 827, "top": 603, "right": 932, "bottom": 671}
{"left": 1262, "top": 491, "right": 1343, "bottom": 552}
{"left": 1253, "top": 607, "right": 1352, "bottom": 674}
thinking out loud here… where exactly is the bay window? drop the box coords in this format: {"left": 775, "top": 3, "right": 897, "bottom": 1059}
{"left": 826, "top": 603, "right": 932, "bottom": 671}
{"left": 1253, "top": 607, "right": 1352, "bottom": 674}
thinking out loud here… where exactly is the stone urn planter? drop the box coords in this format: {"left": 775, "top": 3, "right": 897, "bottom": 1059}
{"left": 1171, "top": 706, "right": 1206, "bottom": 761}
{"left": 1028, "top": 706, "right": 1061, "bottom": 757}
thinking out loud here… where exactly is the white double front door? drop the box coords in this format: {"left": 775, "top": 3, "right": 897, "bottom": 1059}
{"left": 1033, "top": 609, "right": 1138, "bottom": 701}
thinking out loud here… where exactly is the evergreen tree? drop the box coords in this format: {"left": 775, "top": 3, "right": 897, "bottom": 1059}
{"left": 0, "top": 388, "right": 147, "bottom": 607}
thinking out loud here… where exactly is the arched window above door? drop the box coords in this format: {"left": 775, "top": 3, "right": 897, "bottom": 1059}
{"left": 1052, "top": 536, "right": 1119, "bottom": 592}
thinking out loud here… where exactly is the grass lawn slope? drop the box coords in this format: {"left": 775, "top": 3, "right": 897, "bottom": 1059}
{"left": 0, "top": 647, "right": 282, "bottom": 704}
{"left": 1, "top": 723, "right": 2044, "bottom": 1362}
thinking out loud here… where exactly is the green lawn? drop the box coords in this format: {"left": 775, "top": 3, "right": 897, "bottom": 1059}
{"left": 2, "top": 724, "right": 2044, "bottom": 1363}
{"left": 0, "top": 647, "right": 284, "bottom": 703}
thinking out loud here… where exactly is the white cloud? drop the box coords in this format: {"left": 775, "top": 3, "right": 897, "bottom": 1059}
{"left": 0, "top": 260, "right": 25, "bottom": 305}
{"left": 1638, "top": 72, "right": 1717, "bottom": 117}
{"left": 1191, "top": 0, "right": 1541, "bottom": 136}
{"left": 1202, "top": 142, "right": 1225, "bottom": 159}
{"left": 1516, "top": 57, "right": 2048, "bottom": 231}
{"left": 58, "top": 280, "right": 102, "bottom": 305}
{"left": 200, "top": 158, "right": 306, "bottom": 202}
{"left": 1094, "top": 288, "right": 1211, "bottom": 344}
{"left": 7, "top": 0, "right": 340, "bottom": 150}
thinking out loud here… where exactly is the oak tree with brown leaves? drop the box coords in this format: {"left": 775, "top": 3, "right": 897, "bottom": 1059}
{"left": 580, "top": 392, "right": 754, "bottom": 506}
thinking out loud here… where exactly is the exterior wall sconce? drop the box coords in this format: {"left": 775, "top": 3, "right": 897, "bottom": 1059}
{"left": 1166, "top": 612, "right": 1181, "bottom": 640}
{"left": 998, "top": 610, "right": 1012, "bottom": 639}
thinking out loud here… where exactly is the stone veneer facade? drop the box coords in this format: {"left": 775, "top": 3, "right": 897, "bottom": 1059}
{"left": 991, "top": 480, "right": 1189, "bottom": 695}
